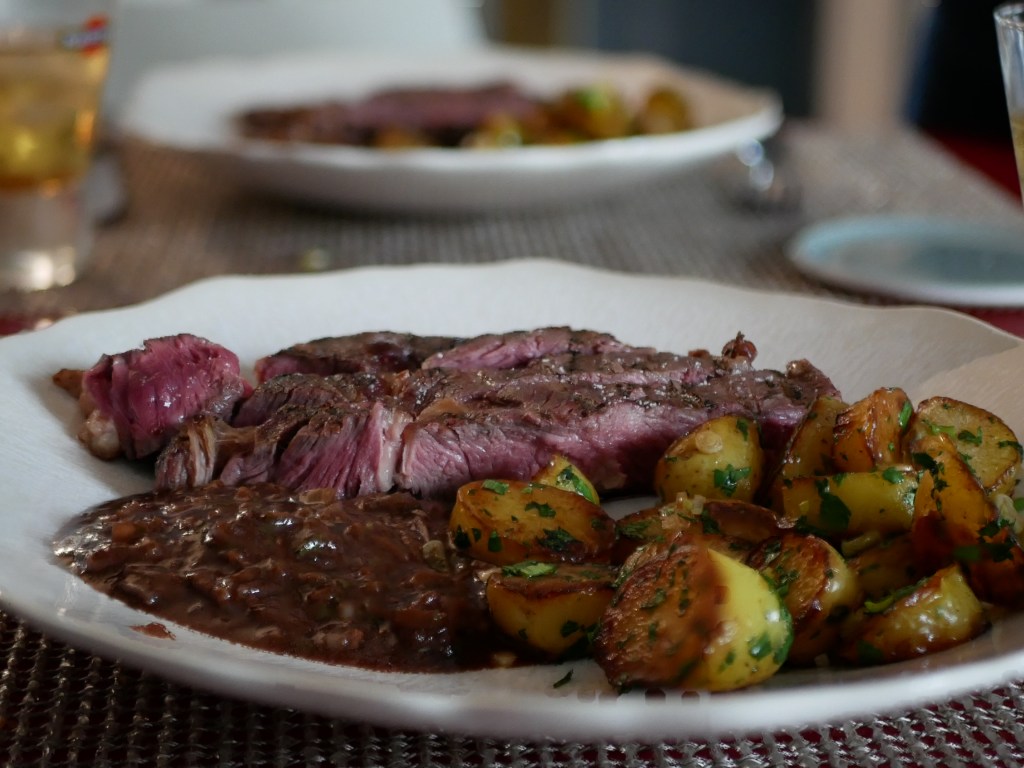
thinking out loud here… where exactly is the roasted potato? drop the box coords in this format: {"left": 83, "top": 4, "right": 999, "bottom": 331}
{"left": 838, "top": 564, "right": 987, "bottom": 665}
{"left": 832, "top": 387, "right": 912, "bottom": 472}
{"left": 654, "top": 415, "right": 764, "bottom": 503}
{"left": 531, "top": 454, "right": 599, "bottom": 504}
{"left": 845, "top": 533, "right": 923, "bottom": 602}
{"left": 911, "top": 434, "right": 1024, "bottom": 606}
{"left": 449, "top": 479, "right": 615, "bottom": 566}
{"left": 594, "top": 532, "right": 792, "bottom": 692}
{"left": 767, "top": 395, "right": 848, "bottom": 507}
{"left": 552, "top": 84, "right": 632, "bottom": 139}
{"left": 906, "top": 396, "right": 1023, "bottom": 497}
{"left": 485, "top": 562, "right": 617, "bottom": 658}
{"left": 778, "top": 467, "right": 918, "bottom": 541}
{"left": 613, "top": 495, "right": 790, "bottom": 564}
{"left": 634, "top": 85, "right": 693, "bottom": 134}
{"left": 746, "top": 532, "right": 862, "bottom": 666}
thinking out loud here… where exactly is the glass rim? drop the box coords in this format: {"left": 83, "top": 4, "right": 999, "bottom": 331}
{"left": 996, "top": 2, "right": 1024, "bottom": 29}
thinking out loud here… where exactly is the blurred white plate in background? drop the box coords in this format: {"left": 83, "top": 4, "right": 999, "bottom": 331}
{"left": 119, "top": 46, "right": 782, "bottom": 213}
{"left": 789, "top": 215, "right": 1024, "bottom": 307}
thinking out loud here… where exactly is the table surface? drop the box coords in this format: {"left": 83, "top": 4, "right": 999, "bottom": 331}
{"left": 3, "top": 121, "right": 1024, "bottom": 767}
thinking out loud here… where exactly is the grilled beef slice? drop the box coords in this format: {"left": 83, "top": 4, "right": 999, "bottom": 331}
{"left": 237, "top": 81, "right": 545, "bottom": 148}
{"left": 55, "top": 334, "right": 253, "bottom": 461}
{"left": 254, "top": 327, "right": 667, "bottom": 382}
{"left": 155, "top": 329, "right": 838, "bottom": 499}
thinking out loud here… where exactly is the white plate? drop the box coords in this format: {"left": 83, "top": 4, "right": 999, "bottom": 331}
{"left": 788, "top": 215, "right": 1024, "bottom": 307}
{"left": 118, "top": 46, "right": 782, "bottom": 213}
{"left": 4, "top": 259, "right": 1024, "bottom": 742}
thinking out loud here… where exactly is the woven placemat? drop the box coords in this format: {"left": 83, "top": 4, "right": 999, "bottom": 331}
{"left": 0, "top": 612, "right": 1022, "bottom": 767}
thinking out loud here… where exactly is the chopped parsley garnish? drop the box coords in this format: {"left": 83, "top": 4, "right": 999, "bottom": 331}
{"left": 881, "top": 467, "right": 905, "bottom": 484}
{"left": 552, "top": 669, "right": 574, "bottom": 688}
{"left": 502, "top": 561, "right": 558, "bottom": 579}
{"left": 555, "top": 466, "right": 598, "bottom": 503}
{"left": 748, "top": 633, "right": 773, "bottom": 660}
{"left": 856, "top": 640, "right": 885, "bottom": 665}
{"left": 817, "top": 487, "right": 852, "bottom": 533}
{"left": 487, "top": 530, "right": 503, "bottom": 552}
{"left": 713, "top": 464, "right": 751, "bottom": 497}
{"left": 863, "top": 581, "right": 919, "bottom": 614}
{"left": 958, "top": 428, "right": 983, "bottom": 446}
{"left": 526, "top": 501, "right": 557, "bottom": 518}
{"left": 481, "top": 479, "right": 510, "bottom": 495}
{"left": 560, "top": 620, "right": 582, "bottom": 638}
{"left": 538, "top": 527, "right": 579, "bottom": 552}
{"left": 898, "top": 401, "right": 913, "bottom": 430}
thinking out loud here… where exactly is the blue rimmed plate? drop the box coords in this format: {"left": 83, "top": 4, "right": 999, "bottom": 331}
{"left": 788, "top": 215, "right": 1024, "bottom": 307}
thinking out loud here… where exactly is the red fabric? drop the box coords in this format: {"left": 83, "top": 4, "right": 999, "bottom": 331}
{"left": 967, "top": 309, "right": 1024, "bottom": 337}
{"left": 927, "top": 130, "right": 1022, "bottom": 202}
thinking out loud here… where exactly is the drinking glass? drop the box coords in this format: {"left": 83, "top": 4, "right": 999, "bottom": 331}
{"left": 996, "top": 3, "right": 1024, "bottom": 199}
{"left": 0, "top": 0, "right": 113, "bottom": 291}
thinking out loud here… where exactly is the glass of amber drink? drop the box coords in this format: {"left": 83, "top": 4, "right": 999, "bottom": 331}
{"left": 0, "top": 0, "right": 112, "bottom": 291}
{"left": 996, "top": 3, "right": 1024, "bottom": 200}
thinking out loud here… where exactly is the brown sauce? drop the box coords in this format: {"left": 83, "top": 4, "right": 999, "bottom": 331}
{"left": 55, "top": 483, "right": 515, "bottom": 672}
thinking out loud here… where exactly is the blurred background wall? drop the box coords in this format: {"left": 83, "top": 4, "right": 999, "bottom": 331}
{"left": 484, "top": 0, "right": 921, "bottom": 128}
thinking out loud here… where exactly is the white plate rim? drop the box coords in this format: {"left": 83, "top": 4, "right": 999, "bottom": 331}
{"left": 3, "top": 258, "right": 1024, "bottom": 742}
{"left": 118, "top": 46, "right": 783, "bottom": 212}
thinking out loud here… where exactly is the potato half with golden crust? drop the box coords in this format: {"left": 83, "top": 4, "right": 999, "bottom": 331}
{"left": 594, "top": 532, "right": 792, "bottom": 692}
{"left": 613, "top": 495, "right": 791, "bottom": 564}
{"left": 906, "top": 396, "right": 1023, "bottom": 497}
{"left": 911, "top": 434, "right": 1024, "bottom": 606}
{"left": 654, "top": 415, "right": 764, "bottom": 503}
{"left": 838, "top": 564, "right": 987, "bottom": 665}
{"left": 767, "top": 395, "right": 848, "bottom": 507}
{"left": 450, "top": 479, "right": 615, "bottom": 566}
{"left": 746, "top": 532, "right": 862, "bottom": 666}
{"left": 778, "top": 468, "right": 918, "bottom": 541}
{"left": 845, "top": 533, "right": 923, "bottom": 602}
{"left": 485, "top": 562, "right": 617, "bottom": 658}
{"left": 832, "top": 387, "right": 913, "bottom": 472}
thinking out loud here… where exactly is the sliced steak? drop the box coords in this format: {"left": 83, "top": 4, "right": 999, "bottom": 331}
{"left": 397, "top": 381, "right": 722, "bottom": 498}
{"left": 238, "top": 81, "right": 545, "bottom": 148}
{"left": 239, "top": 344, "right": 718, "bottom": 429}
{"left": 255, "top": 327, "right": 679, "bottom": 382}
{"left": 155, "top": 331, "right": 837, "bottom": 500}
{"left": 395, "top": 359, "right": 835, "bottom": 499}
{"left": 56, "top": 334, "right": 252, "bottom": 461}
{"left": 161, "top": 400, "right": 413, "bottom": 498}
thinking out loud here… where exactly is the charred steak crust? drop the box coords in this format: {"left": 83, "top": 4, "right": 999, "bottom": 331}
{"left": 155, "top": 328, "right": 839, "bottom": 500}
{"left": 254, "top": 331, "right": 463, "bottom": 382}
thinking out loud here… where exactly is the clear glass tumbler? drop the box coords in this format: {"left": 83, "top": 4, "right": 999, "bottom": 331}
{"left": 996, "top": 3, "right": 1024, "bottom": 199}
{"left": 0, "top": 0, "right": 113, "bottom": 291}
